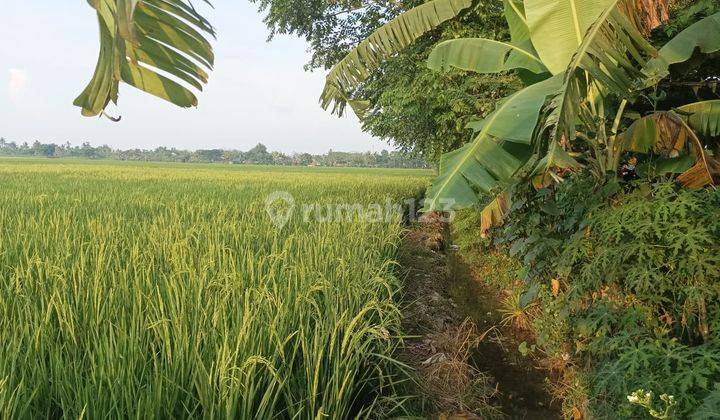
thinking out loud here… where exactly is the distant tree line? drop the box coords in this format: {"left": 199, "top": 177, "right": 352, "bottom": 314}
{"left": 0, "top": 139, "right": 429, "bottom": 168}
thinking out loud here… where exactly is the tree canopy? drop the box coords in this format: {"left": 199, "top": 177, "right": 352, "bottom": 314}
{"left": 251, "top": 0, "right": 518, "bottom": 161}
{"left": 356, "top": 4, "right": 521, "bottom": 161}
{"left": 0, "top": 138, "right": 428, "bottom": 168}
{"left": 250, "top": 0, "right": 408, "bottom": 70}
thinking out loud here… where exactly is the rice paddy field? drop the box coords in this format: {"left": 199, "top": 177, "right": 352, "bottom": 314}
{"left": 0, "top": 158, "right": 431, "bottom": 418}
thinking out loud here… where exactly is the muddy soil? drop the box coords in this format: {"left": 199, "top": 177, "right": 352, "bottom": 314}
{"left": 398, "top": 216, "right": 560, "bottom": 419}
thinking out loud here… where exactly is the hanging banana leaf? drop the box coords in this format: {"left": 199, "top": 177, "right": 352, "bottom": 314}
{"left": 545, "top": 0, "right": 656, "bottom": 145}
{"left": 319, "top": 0, "right": 473, "bottom": 116}
{"left": 426, "top": 0, "right": 550, "bottom": 86}
{"left": 677, "top": 100, "right": 720, "bottom": 138}
{"left": 504, "top": 0, "right": 552, "bottom": 84}
{"left": 524, "top": 0, "right": 615, "bottom": 75}
{"left": 533, "top": 141, "right": 582, "bottom": 174}
{"left": 423, "top": 74, "right": 563, "bottom": 212}
{"left": 644, "top": 12, "right": 720, "bottom": 84}
{"left": 621, "top": 111, "right": 717, "bottom": 188}
{"left": 480, "top": 191, "right": 511, "bottom": 236}
{"left": 504, "top": 0, "right": 530, "bottom": 42}
{"left": 675, "top": 114, "right": 717, "bottom": 189}
{"left": 75, "top": 0, "right": 215, "bottom": 117}
{"left": 427, "top": 38, "right": 548, "bottom": 75}
{"left": 623, "top": 102, "right": 720, "bottom": 157}
{"left": 623, "top": 112, "right": 689, "bottom": 154}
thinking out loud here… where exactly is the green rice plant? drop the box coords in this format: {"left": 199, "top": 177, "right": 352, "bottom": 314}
{"left": 0, "top": 158, "right": 431, "bottom": 419}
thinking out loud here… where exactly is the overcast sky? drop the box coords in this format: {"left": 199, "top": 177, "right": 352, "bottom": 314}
{"left": 0, "top": 1, "right": 387, "bottom": 154}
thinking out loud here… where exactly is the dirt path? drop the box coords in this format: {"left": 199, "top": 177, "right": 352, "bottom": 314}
{"left": 398, "top": 216, "right": 560, "bottom": 419}
{"left": 447, "top": 251, "right": 561, "bottom": 419}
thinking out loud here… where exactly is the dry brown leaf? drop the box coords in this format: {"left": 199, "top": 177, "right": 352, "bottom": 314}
{"left": 677, "top": 160, "right": 715, "bottom": 189}
{"left": 551, "top": 279, "right": 561, "bottom": 297}
{"left": 532, "top": 172, "right": 554, "bottom": 190}
{"left": 651, "top": 112, "right": 687, "bottom": 155}
{"left": 480, "top": 192, "right": 510, "bottom": 237}
{"left": 675, "top": 113, "right": 718, "bottom": 189}
{"left": 627, "top": 111, "right": 717, "bottom": 188}
{"left": 631, "top": 0, "right": 670, "bottom": 35}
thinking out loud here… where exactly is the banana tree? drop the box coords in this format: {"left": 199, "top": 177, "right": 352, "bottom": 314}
{"left": 75, "top": 0, "right": 215, "bottom": 118}
{"left": 320, "top": 0, "right": 720, "bottom": 233}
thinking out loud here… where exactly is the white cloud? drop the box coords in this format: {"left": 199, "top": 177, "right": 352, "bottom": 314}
{"left": 8, "top": 68, "right": 28, "bottom": 101}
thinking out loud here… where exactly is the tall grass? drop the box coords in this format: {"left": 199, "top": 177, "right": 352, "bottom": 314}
{"left": 0, "top": 159, "right": 430, "bottom": 418}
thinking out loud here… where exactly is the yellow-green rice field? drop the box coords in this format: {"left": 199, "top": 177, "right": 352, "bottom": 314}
{"left": 0, "top": 159, "right": 431, "bottom": 418}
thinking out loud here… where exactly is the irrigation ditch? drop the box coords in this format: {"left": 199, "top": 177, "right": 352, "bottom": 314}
{"left": 397, "top": 212, "right": 560, "bottom": 418}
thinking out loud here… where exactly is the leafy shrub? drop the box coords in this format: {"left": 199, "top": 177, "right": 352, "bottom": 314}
{"left": 592, "top": 335, "right": 720, "bottom": 418}
{"left": 693, "top": 384, "right": 720, "bottom": 419}
{"left": 557, "top": 183, "right": 720, "bottom": 417}
{"left": 492, "top": 174, "right": 620, "bottom": 286}
{"left": 477, "top": 178, "right": 720, "bottom": 417}
{"left": 562, "top": 183, "right": 720, "bottom": 344}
